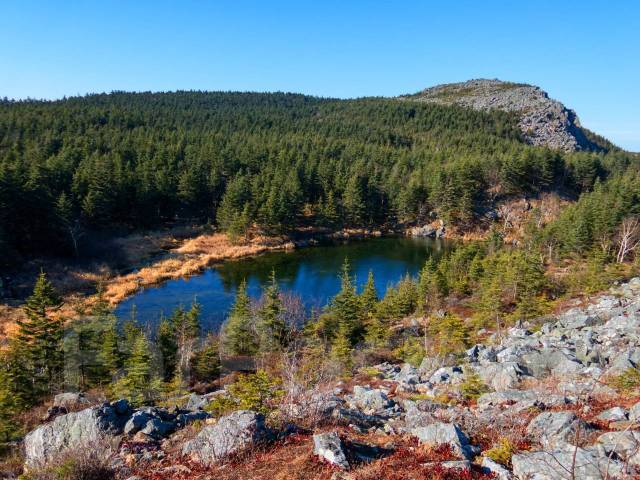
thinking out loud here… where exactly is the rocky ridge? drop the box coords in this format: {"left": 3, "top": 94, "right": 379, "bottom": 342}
{"left": 403, "top": 79, "right": 599, "bottom": 152}
{"left": 18, "top": 277, "right": 640, "bottom": 479}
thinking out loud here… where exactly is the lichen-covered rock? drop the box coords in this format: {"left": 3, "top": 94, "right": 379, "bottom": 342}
{"left": 481, "top": 457, "right": 513, "bottom": 480}
{"left": 313, "top": 431, "right": 349, "bottom": 469}
{"left": 512, "top": 447, "right": 625, "bottom": 480}
{"left": 526, "top": 411, "right": 590, "bottom": 449}
{"left": 597, "top": 430, "right": 640, "bottom": 466}
{"left": 596, "top": 406, "right": 628, "bottom": 422}
{"left": 411, "top": 422, "right": 475, "bottom": 459}
{"left": 185, "top": 393, "right": 209, "bottom": 411}
{"left": 351, "top": 386, "right": 393, "bottom": 412}
{"left": 24, "top": 400, "right": 131, "bottom": 468}
{"left": 473, "top": 361, "right": 528, "bottom": 391}
{"left": 629, "top": 401, "right": 640, "bottom": 422}
{"left": 52, "top": 392, "right": 90, "bottom": 410}
{"left": 182, "top": 410, "right": 271, "bottom": 465}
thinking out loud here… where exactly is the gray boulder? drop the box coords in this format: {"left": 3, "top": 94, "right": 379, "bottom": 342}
{"left": 597, "top": 430, "right": 640, "bottom": 466}
{"left": 596, "top": 406, "right": 628, "bottom": 422}
{"left": 481, "top": 457, "right": 513, "bottom": 480}
{"left": 396, "top": 363, "right": 420, "bottom": 385}
{"left": 332, "top": 408, "right": 386, "bottom": 430}
{"left": 411, "top": 422, "right": 475, "bottom": 459}
{"left": 351, "top": 386, "right": 393, "bottom": 412}
{"left": 629, "top": 401, "right": 640, "bottom": 422}
{"left": 429, "top": 366, "right": 464, "bottom": 384}
{"left": 182, "top": 410, "right": 271, "bottom": 465}
{"left": 473, "top": 362, "right": 527, "bottom": 391}
{"left": 140, "top": 417, "right": 176, "bottom": 440}
{"left": 24, "top": 400, "right": 131, "bottom": 468}
{"left": 512, "top": 447, "right": 624, "bottom": 480}
{"left": 520, "top": 349, "right": 582, "bottom": 378}
{"left": 476, "top": 389, "right": 537, "bottom": 409}
{"left": 124, "top": 411, "right": 153, "bottom": 435}
{"left": 176, "top": 411, "right": 209, "bottom": 428}
{"left": 53, "top": 392, "right": 90, "bottom": 410}
{"left": 312, "top": 431, "right": 349, "bottom": 469}
{"left": 185, "top": 393, "right": 209, "bottom": 411}
{"left": 526, "top": 411, "right": 590, "bottom": 449}
{"left": 558, "top": 312, "right": 599, "bottom": 330}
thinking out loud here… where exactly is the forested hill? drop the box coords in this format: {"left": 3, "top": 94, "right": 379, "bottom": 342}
{"left": 0, "top": 90, "right": 637, "bottom": 265}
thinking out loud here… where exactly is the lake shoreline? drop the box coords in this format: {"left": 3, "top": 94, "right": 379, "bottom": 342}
{"left": 1, "top": 224, "right": 459, "bottom": 337}
{"left": 102, "top": 227, "right": 402, "bottom": 308}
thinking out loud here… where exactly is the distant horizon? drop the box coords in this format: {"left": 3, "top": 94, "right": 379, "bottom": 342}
{"left": 2, "top": 1, "right": 638, "bottom": 150}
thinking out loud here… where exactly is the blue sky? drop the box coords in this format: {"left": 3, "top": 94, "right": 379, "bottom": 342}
{"left": 1, "top": 1, "right": 638, "bottom": 151}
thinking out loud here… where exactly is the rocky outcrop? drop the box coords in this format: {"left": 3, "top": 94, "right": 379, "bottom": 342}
{"left": 411, "top": 422, "right": 476, "bottom": 459}
{"left": 24, "top": 399, "right": 132, "bottom": 468}
{"left": 21, "top": 277, "right": 640, "bottom": 478}
{"left": 181, "top": 410, "right": 271, "bottom": 465}
{"left": 313, "top": 432, "right": 349, "bottom": 469}
{"left": 526, "top": 411, "right": 590, "bottom": 449}
{"left": 512, "top": 447, "right": 625, "bottom": 480}
{"left": 403, "top": 79, "right": 600, "bottom": 152}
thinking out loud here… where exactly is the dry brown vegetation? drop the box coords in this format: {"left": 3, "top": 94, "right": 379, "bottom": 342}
{"left": 130, "top": 430, "right": 496, "bottom": 480}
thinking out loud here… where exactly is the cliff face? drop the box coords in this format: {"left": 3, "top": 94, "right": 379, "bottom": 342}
{"left": 403, "top": 79, "right": 598, "bottom": 152}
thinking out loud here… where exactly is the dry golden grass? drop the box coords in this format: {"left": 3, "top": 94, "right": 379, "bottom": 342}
{"left": 102, "top": 233, "right": 294, "bottom": 305}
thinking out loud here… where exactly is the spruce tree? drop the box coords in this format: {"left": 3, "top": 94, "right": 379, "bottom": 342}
{"left": 157, "top": 317, "right": 177, "bottom": 381}
{"left": 330, "top": 258, "right": 362, "bottom": 345}
{"left": 15, "top": 271, "right": 64, "bottom": 403}
{"left": 222, "top": 279, "right": 258, "bottom": 356}
{"left": 359, "top": 270, "right": 378, "bottom": 317}
{"left": 331, "top": 321, "right": 353, "bottom": 370}
{"left": 257, "top": 270, "right": 286, "bottom": 352}
{"left": 417, "top": 258, "right": 445, "bottom": 314}
{"left": 192, "top": 334, "right": 221, "bottom": 383}
{"left": 0, "top": 363, "right": 18, "bottom": 442}
{"left": 99, "top": 318, "right": 122, "bottom": 381}
{"left": 113, "top": 331, "right": 162, "bottom": 406}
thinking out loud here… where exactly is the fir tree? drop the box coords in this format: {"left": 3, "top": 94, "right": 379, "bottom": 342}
{"left": 99, "top": 317, "right": 122, "bottom": 381}
{"left": 0, "top": 363, "right": 18, "bottom": 442}
{"left": 15, "top": 271, "right": 64, "bottom": 403}
{"left": 222, "top": 279, "right": 258, "bottom": 356}
{"left": 191, "top": 334, "right": 221, "bottom": 383}
{"left": 330, "top": 258, "right": 362, "bottom": 345}
{"left": 113, "top": 331, "right": 162, "bottom": 406}
{"left": 359, "top": 270, "right": 378, "bottom": 317}
{"left": 157, "top": 317, "right": 177, "bottom": 381}
{"left": 331, "top": 321, "right": 353, "bottom": 371}
{"left": 257, "top": 270, "right": 287, "bottom": 352}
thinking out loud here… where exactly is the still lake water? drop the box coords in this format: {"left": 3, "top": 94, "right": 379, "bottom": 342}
{"left": 114, "top": 236, "right": 454, "bottom": 331}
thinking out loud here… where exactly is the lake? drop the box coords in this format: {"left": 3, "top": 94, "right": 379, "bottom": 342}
{"left": 114, "top": 236, "right": 454, "bottom": 330}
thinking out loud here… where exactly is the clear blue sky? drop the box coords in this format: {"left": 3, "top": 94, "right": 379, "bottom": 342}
{"left": 1, "top": 1, "right": 638, "bottom": 151}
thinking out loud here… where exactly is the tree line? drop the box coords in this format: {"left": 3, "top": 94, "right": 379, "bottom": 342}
{"left": 1, "top": 91, "right": 630, "bottom": 265}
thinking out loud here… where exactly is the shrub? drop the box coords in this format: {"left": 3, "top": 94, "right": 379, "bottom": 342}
{"left": 393, "top": 337, "right": 424, "bottom": 366}
{"left": 484, "top": 437, "right": 516, "bottom": 467}
{"left": 206, "top": 370, "right": 283, "bottom": 417}
{"left": 609, "top": 367, "right": 640, "bottom": 392}
{"left": 459, "top": 368, "right": 490, "bottom": 401}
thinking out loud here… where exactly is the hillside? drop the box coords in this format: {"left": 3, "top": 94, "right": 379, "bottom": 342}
{"left": 10, "top": 277, "right": 640, "bottom": 479}
{"left": 0, "top": 86, "right": 635, "bottom": 269}
{"left": 403, "top": 79, "right": 607, "bottom": 152}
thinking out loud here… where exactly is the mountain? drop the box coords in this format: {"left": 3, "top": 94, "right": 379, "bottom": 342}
{"left": 0, "top": 86, "right": 635, "bottom": 265}
{"left": 402, "top": 79, "right": 606, "bottom": 152}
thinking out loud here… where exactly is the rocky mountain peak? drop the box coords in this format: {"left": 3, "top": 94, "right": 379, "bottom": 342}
{"left": 403, "top": 79, "right": 597, "bottom": 152}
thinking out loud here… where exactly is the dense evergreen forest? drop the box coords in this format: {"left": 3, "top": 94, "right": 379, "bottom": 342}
{"left": 1, "top": 91, "right": 636, "bottom": 267}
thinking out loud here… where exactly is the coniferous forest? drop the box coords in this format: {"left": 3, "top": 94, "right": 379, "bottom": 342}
{"left": 1, "top": 91, "right": 637, "bottom": 266}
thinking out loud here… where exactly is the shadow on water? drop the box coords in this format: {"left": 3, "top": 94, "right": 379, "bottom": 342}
{"left": 114, "top": 236, "right": 454, "bottom": 331}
